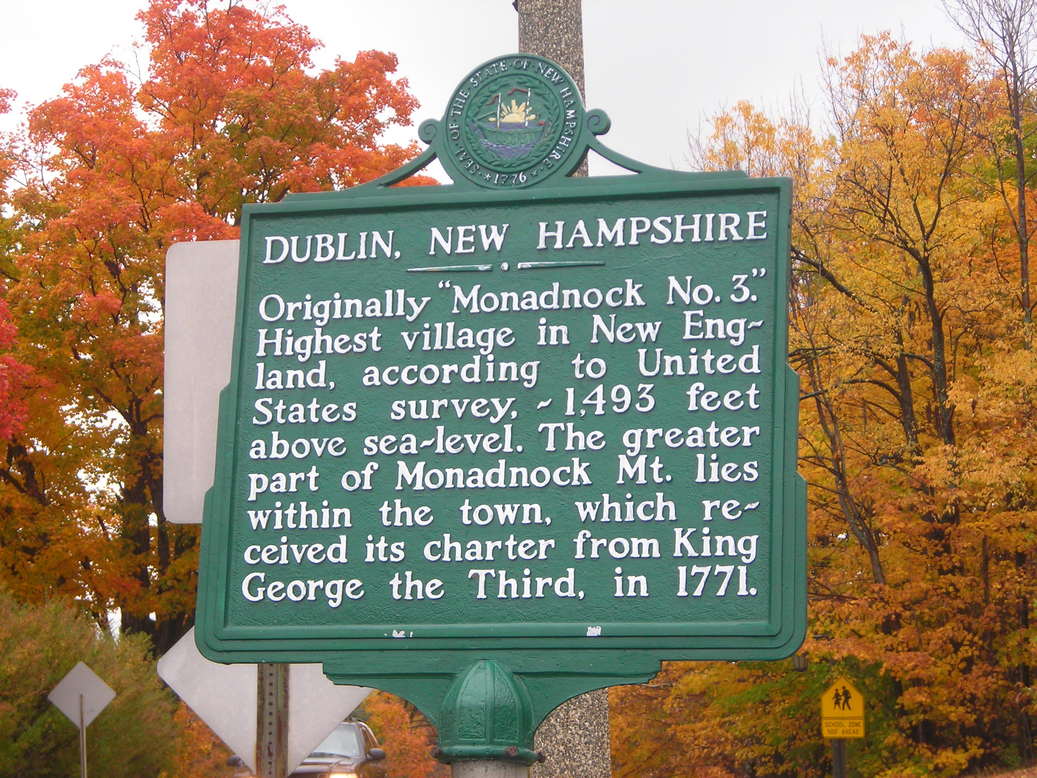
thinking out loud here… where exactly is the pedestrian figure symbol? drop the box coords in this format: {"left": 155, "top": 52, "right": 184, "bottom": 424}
{"left": 833, "top": 686, "right": 852, "bottom": 710}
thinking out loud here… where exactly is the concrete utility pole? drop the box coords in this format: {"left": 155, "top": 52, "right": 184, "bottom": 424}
{"left": 514, "top": 3, "right": 611, "bottom": 776}
{"left": 453, "top": 762, "right": 530, "bottom": 778}
{"left": 516, "top": 0, "right": 590, "bottom": 179}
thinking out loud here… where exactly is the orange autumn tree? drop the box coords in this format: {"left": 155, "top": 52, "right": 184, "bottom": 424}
{"left": 613, "top": 34, "right": 1037, "bottom": 777}
{"left": 0, "top": 91, "right": 30, "bottom": 443}
{"left": 364, "top": 692, "right": 449, "bottom": 778}
{"left": 0, "top": 298, "right": 30, "bottom": 442}
{"left": 1, "top": 0, "right": 426, "bottom": 650}
{"left": 0, "top": 89, "right": 97, "bottom": 617}
{"left": 0, "top": 88, "right": 30, "bottom": 440}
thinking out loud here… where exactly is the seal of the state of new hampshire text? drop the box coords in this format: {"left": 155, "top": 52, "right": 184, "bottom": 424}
{"left": 442, "top": 55, "right": 586, "bottom": 189}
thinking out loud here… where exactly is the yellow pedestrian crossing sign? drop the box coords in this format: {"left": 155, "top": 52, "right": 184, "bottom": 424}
{"left": 821, "top": 677, "right": 865, "bottom": 739}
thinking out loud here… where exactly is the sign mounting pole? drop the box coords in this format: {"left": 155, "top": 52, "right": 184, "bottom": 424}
{"left": 256, "top": 663, "right": 289, "bottom": 778}
{"left": 78, "top": 694, "right": 88, "bottom": 778}
{"left": 831, "top": 739, "right": 847, "bottom": 778}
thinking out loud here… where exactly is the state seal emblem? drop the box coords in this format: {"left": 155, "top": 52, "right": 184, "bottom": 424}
{"left": 442, "top": 54, "right": 586, "bottom": 189}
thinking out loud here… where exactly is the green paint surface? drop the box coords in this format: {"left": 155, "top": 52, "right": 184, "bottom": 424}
{"left": 197, "top": 175, "right": 803, "bottom": 657}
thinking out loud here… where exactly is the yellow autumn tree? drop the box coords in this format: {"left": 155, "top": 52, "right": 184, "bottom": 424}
{"left": 613, "top": 33, "right": 1037, "bottom": 777}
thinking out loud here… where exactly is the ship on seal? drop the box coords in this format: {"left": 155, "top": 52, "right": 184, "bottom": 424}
{"left": 470, "top": 87, "right": 548, "bottom": 160}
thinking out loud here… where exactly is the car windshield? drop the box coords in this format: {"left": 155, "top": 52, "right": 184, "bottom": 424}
{"left": 309, "top": 724, "right": 364, "bottom": 759}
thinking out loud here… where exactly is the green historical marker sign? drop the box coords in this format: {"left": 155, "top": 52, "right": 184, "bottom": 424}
{"left": 194, "top": 54, "right": 805, "bottom": 763}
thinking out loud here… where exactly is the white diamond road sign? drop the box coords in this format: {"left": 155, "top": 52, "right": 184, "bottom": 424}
{"left": 48, "top": 662, "right": 115, "bottom": 729}
{"left": 158, "top": 629, "right": 369, "bottom": 772}
{"left": 164, "top": 242, "right": 371, "bottom": 771}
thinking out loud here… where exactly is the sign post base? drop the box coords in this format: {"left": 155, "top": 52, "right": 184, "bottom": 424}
{"left": 322, "top": 652, "right": 660, "bottom": 769}
{"left": 437, "top": 661, "right": 539, "bottom": 765}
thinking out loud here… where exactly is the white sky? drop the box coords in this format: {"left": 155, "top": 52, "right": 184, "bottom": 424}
{"left": 2, "top": 0, "right": 970, "bottom": 175}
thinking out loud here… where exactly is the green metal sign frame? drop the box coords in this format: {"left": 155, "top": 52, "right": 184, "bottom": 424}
{"left": 194, "top": 54, "right": 805, "bottom": 763}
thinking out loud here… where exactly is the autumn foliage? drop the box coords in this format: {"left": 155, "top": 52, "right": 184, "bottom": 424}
{"left": 0, "top": 297, "right": 31, "bottom": 442}
{"left": 364, "top": 691, "right": 449, "bottom": 778}
{"left": 0, "top": 0, "right": 426, "bottom": 652}
{"left": 612, "top": 32, "right": 1037, "bottom": 777}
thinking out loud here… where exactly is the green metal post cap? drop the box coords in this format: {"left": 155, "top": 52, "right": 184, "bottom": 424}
{"left": 436, "top": 660, "right": 541, "bottom": 765}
